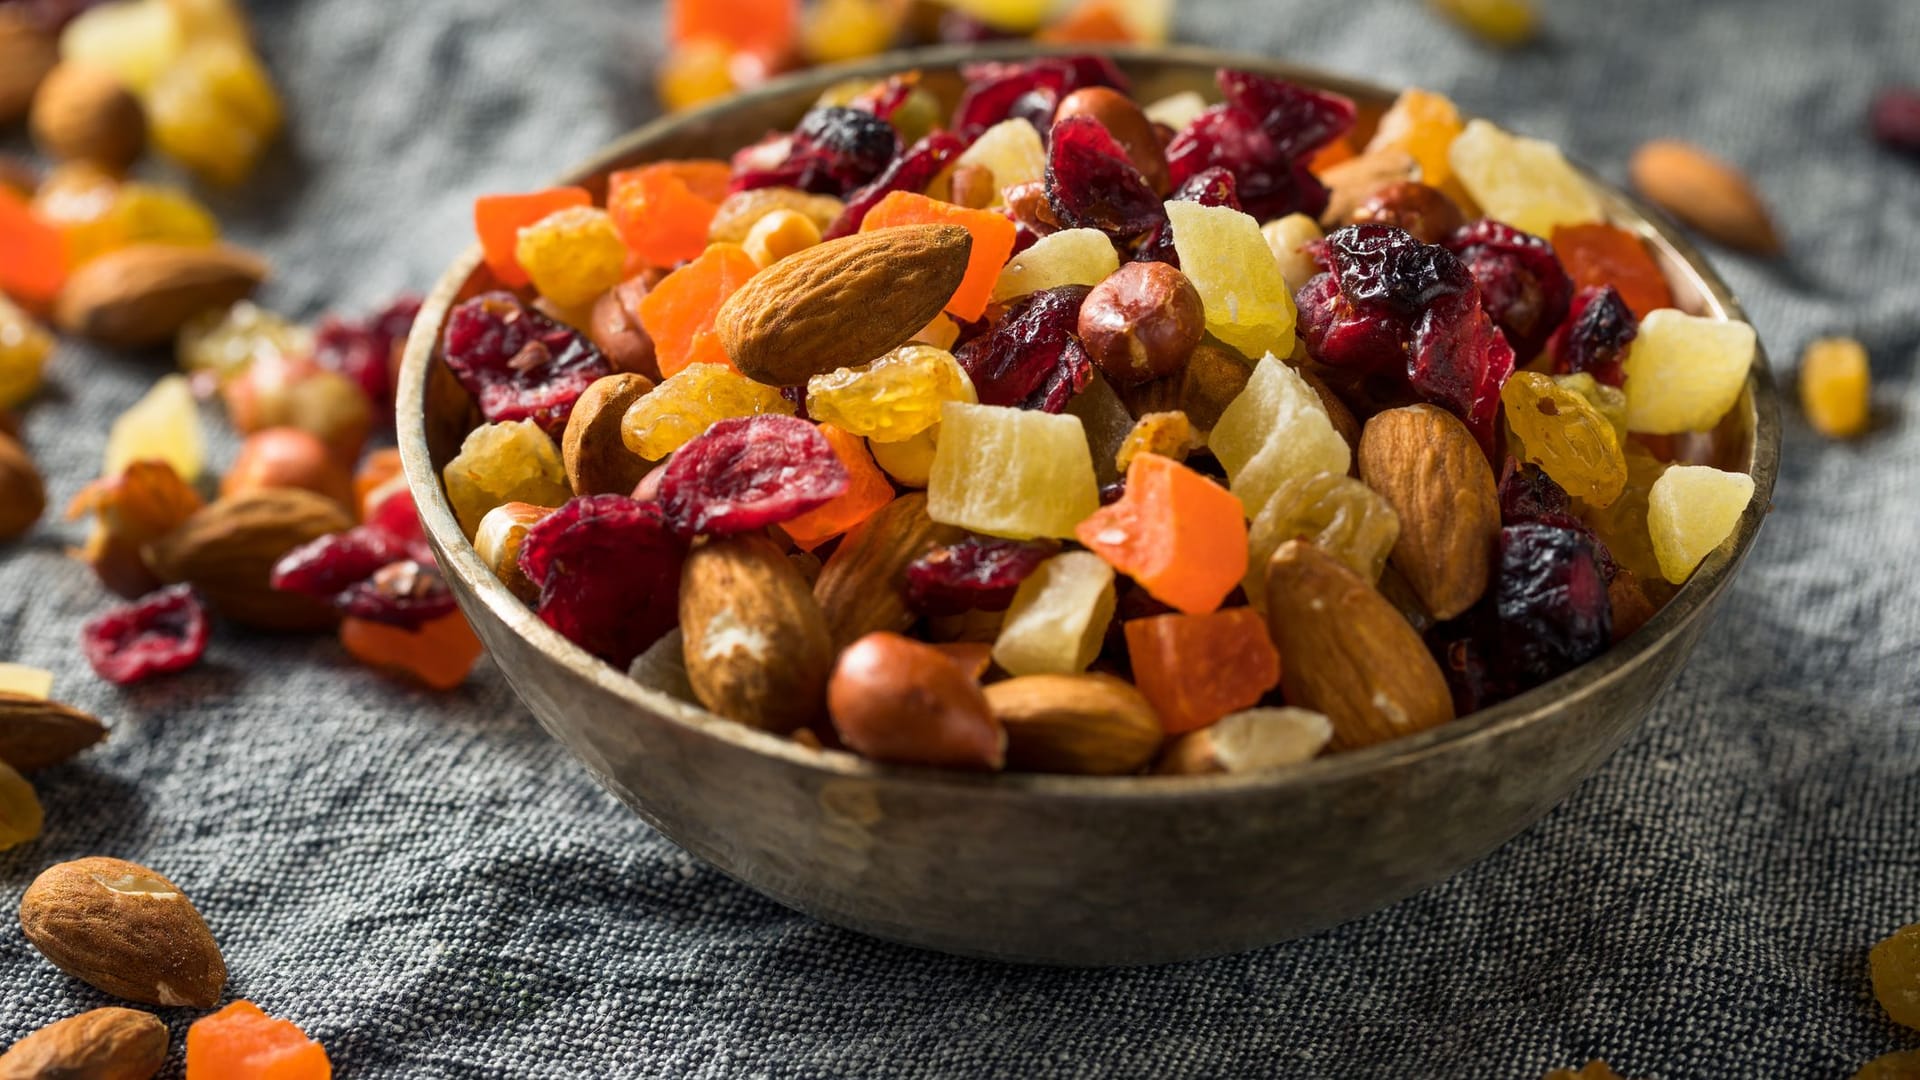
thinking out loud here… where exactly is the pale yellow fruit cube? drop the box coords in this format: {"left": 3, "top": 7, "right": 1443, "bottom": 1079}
{"left": 1260, "top": 213, "right": 1325, "bottom": 296}
{"left": 60, "top": 0, "right": 185, "bottom": 91}
{"left": 1208, "top": 354, "right": 1350, "bottom": 514}
{"left": 1647, "top": 465, "right": 1754, "bottom": 583}
{"left": 1448, "top": 119, "right": 1603, "bottom": 238}
{"left": 954, "top": 118, "right": 1047, "bottom": 205}
{"left": 105, "top": 374, "right": 204, "bottom": 481}
{"left": 0, "top": 664, "right": 54, "bottom": 699}
{"left": 1144, "top": 90, "right": 1208, "bottom": 131}
{"left": 1167, "top": 201, "right": 1297, "bottom": 360}
{"left": 991, "top": 551, "right": 1116, "bottom": 676}
{"left": 927, "top": 402, "right": 1099, "bottom": 540}
{"left": 991, "top": 228, "right": 1120, "bottom": 303}
{"left": 1622, "top": 310, "right": 1757, "bottom": 434}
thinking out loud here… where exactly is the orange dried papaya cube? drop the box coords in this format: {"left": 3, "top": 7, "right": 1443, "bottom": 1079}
{"left": 1308, "top": 136, "right": 1357, "bottom": 174}
{"left": 607, "top": 160, "right": 732, "bottom": 269}
{"left": 668, "top": 0, "right": 798, "bottom": 59}
{"left": 1124, "top": 608, "right": 1280, "bottom": 735}
{"left": 859, "top": 190, "right": 1017, "bottom": 322}
{"left": 1075, "top": 453, "right": 1248, "bottom": 615}
{"left": 635, "top": 242, "right": 760, "bottom": 377}
{"left": 340, "top": 613, "right": 483, "bottom": 692}
{"left": 1551, "top": 222, "right": 1675, "bottom": 319}
{"left": 473, "top": 187, "right": 591, "bottom": 288}
{"left": 1038, "top": 0, "right": 1137, "bottom": 43}
{"left": 0, "top": 187, "right": 68, "bottom": 305}
{"left": 186, "top": 1000, "right": 332, "bottom": 1080}
{"left": 782, "top": 423, "right": 897, "bottom": 550}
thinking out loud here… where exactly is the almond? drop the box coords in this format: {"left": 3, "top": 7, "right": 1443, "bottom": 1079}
{"left": 1316, "top": 147, "right": 1417, "bottom": 228}
{"left": 562, "top": 373, "right": 655, "bottom": 496}
{"left": 1629, "top": 139, "right": 1781, "bottom": 255}
{"left": 985, "top": 673, "right": 1162, "bottom": 775}
{"left": 0, "top": 693, "right": 106, "bottom": 771}
{"left": 1357, "top": 404, "right": 1498, "bottom": 620}
{"left": 1263, "top": 539, "right": 1454, "bottom": 750}
{"left": 0, "top": 1006, "right": 168, "bottom": 1080}
{"left": 55, "top": 244, "right": 268, "bottom": 348}
{"left": 30, "top": 62, "right": 146, "bottom": 173}
{"left": 144, "top": 488, "right": 352, "bottom": 630}
{"left": 812, "top": 492, "right": 963, "bottom": 647}
{"left": 679, "top": 534, "right": 834, "bottom": 733}
{"left": 0, "top": 12, "right": 56, "bottom": 127}
{"left": 19, "top": 856, "right": 226, "bottom": 1009}
{"left": 0, "top": 431, "right": 46, "bottom": 540}
{"left": 716, "top": 224, "right": 973, "bottom": 386}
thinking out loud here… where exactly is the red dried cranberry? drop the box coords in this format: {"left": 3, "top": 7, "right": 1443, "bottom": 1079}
{"left": 1548, "top": 285, "right": 1636, "bottom": 387}
{"left": 826, "top": 130, "right": 970, "bottom": 239}
{"left": 363, "top": 484, "right": 435, "bottom": 563}
{"left": 1165, "top": 69, "right": 1353, "bottom": 221}
{"left": 1497, "top": 461, "right": 1572, "bottom": 524}
{"left": 846, "top": 75, "right": 917, "bottom": 123}
{"left": 1443, "top": 219, "right": 1573, "bottom": 361}
{"left": 335, "top": 559, "right": 458, "bottom": 629}
{"left": 1409, "top": 290, "right": 1516, "bottom": 459}
{"left": 519, "top": 495, "right": 685, "bottom": 667}
{"left": 270, "top": 526, "right": 410, "bottom": 600}
{"left": 954, "top": 284, "right": 1094, "bottom": 412}
{"left": 952, "top": 57, "right": 1128, "bottom": 138}
{"left": 1216, "top": 69, "right": 1356, "bottom": 160}
{"left": 1427, "top": 625, "right": 1513, "bottom": 716}
{"left": 1297, "top": 225, "right": 1472, "bottom": 373}
{"left": 1137, "top": 166, "right": 1242, "bottom": 266}
{"left": 1045, "top": 115, "right": 1166, "bottom": 243}
{"left": 1488, "top": 523, "right": 1612, "bottom": 685}
{"left": 81, "top": 585, "right": 210, "bottom": 686}
{"left": 904, "top": 536, "right": 1055, "bottom": 615}
{"left": 441, "top": 293, "right": 611, "bottom": 437}
{"left": 729, "top": 106, "right": 899, "bottom": 196}
{"left": 655, "top": 415, "right": 849, "bottom": 538}
{"left": 314, "top": 294, "right": 422, "bottom": 424}
{"left": 1871, "top": 86, "right": 1920, "bottom": 156}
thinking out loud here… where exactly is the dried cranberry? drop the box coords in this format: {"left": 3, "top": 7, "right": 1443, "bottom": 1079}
{"left": 1871, "top": 86, "right": 1920, "bottom": 156}
{"left": 1497, "top": 461, "right": 1572, "bottom": 524}
{"left": 1216, "top": 70, "right": 1356, "bottom": 160}
{"left": 441, "top": 293, "right": 611, "bottom": 437}
{"left": 730, "top": 107, "right": 899, "bottom": 196}
{"left": 826, "top": 130, "right": 970, "bottom": 239}
{"left": 1488, "top": 523, "right": 1612, "bottom": 686}
{"left": 1165, "top": 69, "right": 1353, "bottom": 221}
{"left": 519, "top": 495, "right": 685, "bottom": 667}
{"left": 315, "top": 294, "right": 422, "bottom": 424}
{"left": 954, "top": 285, "right": 1094, "bottom": 412}
{"left": 81, "top": 585, "right": 210, "bottom": 685}
{"left": 904, "top": 536, "right": 1056, "bottom": 616}
{"left": 1443, "top": 219, "right": 1573, "bottom": 361}
{"left": 1409, "top": 289, "right": 1516, "bottom": 458}
{"left": 335, "top": 559, "right": 458, "bottom": 629}
{"left": 846, "top": 75, "right": 917, "bottom": 123}
{"left": 655, "top": 415, "right": 850, "bottom": 538}
{"left": 1137, "top": 167, "right": 1242, "bottom": 265}
{"left": 952, "top": 57, "right": 1127, "bottom": 138}
{"left": 1548, "top": 285, "right": 1637, "bottom": 387}
{"left": 1045, "top": 115, "right": 1166, "bottom": 243}
{"left": 363, "top": 484, "right": 434, "bottom": 563}
{"left": 270, "top": 526, "right": 410, "bottom": 600}
{"left": 1297, "top": 225, "right": 1473, "bottom": 373}
{"left": 1427, "top": 625, "right": 1513, "bottom": 717}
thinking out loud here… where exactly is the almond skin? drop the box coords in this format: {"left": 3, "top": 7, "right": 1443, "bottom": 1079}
{"left": 985, "top": 673, "right": 1163, "bottom": 775}
{"left": 0, "top": 12, "right": 57, "bottom": 127}
{"left": 716, "top": 224, "right": 972, "bottom": 386}
{"left": 0, "top": 1006, "right": 168, "bottom": 1080}
{"left": 1264, "top": 540, "right": 1454, "bottom": 750}
{"left": 55, "top": 244, "right": 268, "bottom": 348}
{"left": 679, "top": 534, "right": 834, "bottom": 733}
{"left": 0, "top": 692, "right": 106, "bottom": 772}
{"left": 19, "top": 857, "right": 226, "bottom": 1009}
{"left": 1629, "top": 139, "right": 1781, "bottom": 255}
{"left": 0, "top": 431, "right": 46, "bottom": 540}
{"left": 1357, "top": 404, "right": 1498, "bottom": 620}
{"left": 145, "top": 488, "right": 352, "bottom": 630}
{"left": 812, "top": 492, "right": 963, "bottom": 648}
{"left": 562, "top": 373, "right": 655, "bottom": 496}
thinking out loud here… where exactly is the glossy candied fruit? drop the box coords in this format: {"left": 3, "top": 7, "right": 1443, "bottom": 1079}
{"left": 927, "top": 402, "right": 1100, "bottom": 540}
{"left": 1443, "top": 217, "right": 1572, "bottom": 361}
{"left": 104, "top": 373, "right": 204, "bottom": 481}
{"left": 1548, "top": 284, "right": 1636, "bottom": 387}
{"left": 1550, "top": 222, "right": 1674, "bottom": 319}
{"left": 519, "top": 494, "right": 685, "bottom": 667}
{"left": 1075, "top": 453, "right": 1248, "bottom": 615}
{"left": 145, "top": 39, "right": 283, "bottom": 186}
{"left": 339, "top": 612, "right": 483, "bottom": 692}
{"left": 1621, "top": 310, "right": 1756, "bottom": 434}
{"left": 80, "top": 584, "right": 210, "bottom": 685}
{"left": 991, "top": 550, "right": 1116, "bottom": 676}
{"left": 0, "top": 186, "right": 66, "bottom": 304}
{"left": 0, "top": 296, "right": 53, "bottom": 410}
{"left": 780, "top": 423, "right": 895, "bottom": 550}
{"left": 473, "top": 187, "right": 591, "bottom": 288}
{"left": 1576, "top": 444, "right": 1667, "bottom": 585}
{"left": 905, "top": 535, "right": 1055, "bottom": 616}
{"left": 1447, "top": 119, "right": 1602, "bottom": 238}
{"left": 1165, "top": 200, "right": 1296, "bottom": 360}
{"left": 860, "top": 190, "right": 1017, "bottom": 322}
{"left": 185, "top": 999, "right": 332, "bottom": 1080}
{"left": 515, "top": 206, "right": 629, "bottom": 310}
{"left": 1113, "top": 410, "right": 1193, "bottom": 474}
{"left": 667, "top": 0, "right": 798, "bottom": 60}
{"left": 1208, "top": 354, "right": 1350, "bottom": 515}
{"left": 1870, "top": 922, "right": 1920, "bottom": 1031}
{"left": 869, "top": 423, "right": 939, "bottom": 487}
{"left": 269, "top": 526, "right": 409, "bottom": 603}
{"left": 635, "top": 241, "right": 761, "bottom": 377}
{"left": 1500, "top": 370, "right": 1626, "bottom": 506}
{"left": 1245, "top": 470, "right": 1399, "bottom": 603}
{"left": 1124, "top": 608, "right": 1280, "bottom": 735}
{"left": 607, "top": 160, "right": 731, "bottom": 269}
{"left": 990, "top": 227, "right": 1119, "bottom": 302}
{"left": 1366, "top": 87, "right": 1466, "bottom": 190}
{"left": 1646, "top": 465, "right": 1753, "bottom": 583}
{"left": 442, "top": 292, "right": 612, "bottom": 435}
{"left": 1798, "top": 336, "right": 1871, "bottom": 439}
{"left": 619, "top": 360, "right": 794, "bottom": 461}
{"left": 655, "top": 414, "right": 849, "bottom": 538}
{"left": 954, "top": 284, "right": 1093, "bottom": 413}
{"left": 801, "top": 0, "right": 896, "bottom": 62}
{"left": 442, "top": 419, "right": 571, "bottom": 536}
{"left": 806, "top": 344, "right": 975, "bottom": 443}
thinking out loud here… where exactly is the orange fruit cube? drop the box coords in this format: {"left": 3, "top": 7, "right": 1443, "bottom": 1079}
{"left": 607, "top": 160, "right": 732, "bottom": 269}
{"left": 339, "top": 613, "right": 484, "bottom": 692}
{"left": 1551, "top": 222, "right": 1675, "bottom": 319}
{"left": 635, "top": 242, "right": 760, "bottom": 377}
{"left": 1124, "top": 608, "right": 1281, "bottom": 735}
{"left": 353, "top": 448, "right": 404, "bottom": 518}
{"left": 0, "top": 187, "right": 68, "bottom": 305}
{"left": 859, "top": 191, "right": 1017, "bottom": 323}
{"left": 473, "top": 187, "right": 591, "bottom": 288}
{"left": 1038, "top": 0, "right": 1138, "bottom": 43}
{"left": 186, "top": 1000, "right": 331, "bottom": 1080}
{"left": 668, "top": 0, "right": 799, "bottom": 60}
{"left": 782, "top": 423, "right": 896, "bottom": 550}
{"left": 1075, "top": 453, "right": 1248, "bottom": 615}
{"left": 1308, "top": 136, "right": 1357, "bottom": 174}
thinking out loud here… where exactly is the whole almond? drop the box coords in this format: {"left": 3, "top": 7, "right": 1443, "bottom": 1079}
{"left": 1317, "top": 147, "right": 1417, "bottom": 228}
{"left": 1629, "top": 139, "right": 1780, "bottom": 255}
{"left": 30, "top": 62, "right": 147, "bottom": 173}
{"left": 1357, "top": 404, "right": 1498, "bottom": 620}
{"left": 55, "top": 244, "right": 268, "bottom": 348}
{"left": 1264, "top": 540, "right": 1454, "bottom": 750}
{"left": 812, "top": 492, "right": 963, "bottom": 647}
{"left": 0, "top": 1006, "right": 167, "bottom": 1080}
{"left": 716, "top": 224, "right": 972, "bottom": 386}
{"left": 0, "top": 692, "right": 106, "bottom": 771}
{"left": 0, "top": 12, "right": 57, "bottom": 127}
{"left": 985, "top": 673, "right": 1163, "bottom": 775}
{"left": 19, "top": 856, "right": 226, "bottom": 1008}
{"left": 145, "top": 488, "right": 352, "bottom": 629}
{"left": 562, "top": 373, "right": 655, "bottom": 496}
{"left": 0, "top": 431, "right": 46, "bottom": 540}
{"left": 679, "top": 534, "right": 834, "bottom": 733}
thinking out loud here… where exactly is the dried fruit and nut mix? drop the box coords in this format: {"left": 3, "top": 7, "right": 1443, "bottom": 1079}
{"left": 445, "top": 62, "right": 1761, "bottom": 775}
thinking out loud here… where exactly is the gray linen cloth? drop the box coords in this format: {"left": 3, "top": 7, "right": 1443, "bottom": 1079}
{"left": 3, "top": 0, "right": 1918, "bottom": 1075}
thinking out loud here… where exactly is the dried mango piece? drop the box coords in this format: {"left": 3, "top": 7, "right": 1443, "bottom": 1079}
{"left": 860, "top": 191, "right": 1017, "bottom": 322}
{"left": 781, "top": 424, "right": 896, "bottom": 550}
{"left": 473, "top": 187, "right": 591, "bottom": 288}
{"left": 635, "top": 242, "right": 760, "bottom": 377}
{"left": 607, "top": 160, "right": 731, "bottom": 269}
{"left": 1125, "top": 609, "right": 1280, "bottom": 735}
{"left": 1076, "top": 453, "right": 1247, "bottom": 615}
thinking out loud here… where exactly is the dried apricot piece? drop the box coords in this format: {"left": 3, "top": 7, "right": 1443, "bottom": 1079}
{"left": 473, "top": 187, "right": 591, "bottom": 288}
{"left": 0, "top": 186, "right": 66, "bottom": 304}
{"left": 1124, "top": 608, "right": 1281, "bottom": 735}
{"left": 780, "top": 423, "right": 896, "bottom": 550}
{"left": 185, "top": 999, "right": 332, "bottom": 1080}
{"left": 1076, "top": 453, "right": 1248, "bottom": 615}
{"left": 607, "top": 160, "right": 732, "bottom": 269}
{"left": 635, "top": 242, "right": 760, "bottom": 377}
{"left": 339, "top": 613, "right": 483, "bottom": 692}
{"left": 859, "top": 190, "right": 1017, "bottom": 322}
{"left": 667, "top": 0, "right": 797, "bottom": 60}
{"left": 1870, "top": 922, "right": 1920, "bottom": 1031}
{"left": 1550, "top": 222, "right": 1674, "bottom": 319}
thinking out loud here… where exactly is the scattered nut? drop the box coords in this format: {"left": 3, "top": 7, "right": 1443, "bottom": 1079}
{"left": 1077, "top": 261, "right": 1204, "bottom": 386}
{"left": 0, "top": 692, "right": 107, "bottom": 771}
{"left": 19, "top": 856, "right": 227, "bottom": 1008}
{"left": 0, "top": 1006, "right": 168, "bottom": 1080}
{"left": 30, "top": 62, "right": 147, "bottom": 173}
{"left": 1003, "top": 179, "right": 1061, "bottom": 235}
{"left": 0, "top": 431, "right": 46, "bottom": 540}
{"left": 1629, "top": 139, "right": 1781, "bottom": 255}
{"left": 55, "top": 244, "right": 269, "bottom": 348}
{"left": 220, "top": 427, "right": 355, "bottom": 507}
{"left": 946, "top": 163, "right": 998, "bottom": 210}
{"left": 1261, "top": 213, "right": 1324, "bottom": 295}
{"left": 0, "top": 11, "right": 57, "bottom": 127}
{"left": 144, "top": 488, "right": 353, "bottom": 630}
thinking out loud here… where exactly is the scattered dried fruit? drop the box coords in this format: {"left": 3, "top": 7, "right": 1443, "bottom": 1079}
{"left": 145, "top": 489, "right": 352, "bottom": 630}
{"left": 79, "top": 584, "right": 210, "bottom": 685}
{"left": 185, "top": 1000, "right": 332, "bottom": 1080}
{"left": 1798, "top": 336, "right": 1871, "bottom": 439}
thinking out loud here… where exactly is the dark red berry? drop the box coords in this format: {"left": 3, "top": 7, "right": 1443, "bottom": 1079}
{"left": 1548, "top": 285, "right": 1637, "bottom": 387}
{"left": 1165, "top": 69, "right": 1353, "bottom": 221}
{"left": 1427, "top": 626, "right": 1512, "bottom": 716}
{"left": 1045, "top": 114, "right": 1166, "bottom": 243}
{"left": 655, "top": 415, "right": 850, "bottom": 539}
{"left": 953, "top": 284, "right": 1094, "bottom": 412}
{"left": 1408, "top": 289, "right": 1516, "bottom": 459}
{"left": 1216, "top": 69, "right": 1356, "bottom": 161}
{"left": 1488, "top": 523, "right": 1612, "bottom": 685}
{"left": 441, "top": 293, "right": 611, "bottom": 437}
{"left": 314, "top": 294, "right": 421, "bottom": 424}
{"left": 1297, "top": 224, "right": 1473, "bottom": 373}
{"left": 519, "top": 495, "right": 685, "bottom": 667}
{"left": 270, "top": 526, "right": 409, "bottom": 600}
{"left": 845, "top": 74, "right": 917, "bottom": 124}
{"left": 81, "top": 585, "right": 210, "bottom": 686}
{"left": 1443, "top": 218, "right": 1573, "bottom": 361}
{"left": 1497, "top": 461, "right": 1572, "bottom": 524}
{"left": 335, "top": 559, "right": 458, "bottom": 629}
{"left": 951, "top": 56, "right": 1128, "bottom": 138}
{"left": 1871, "top": 86, "right": 1920, "bottom": 156}
{"left": 363, "top": 484, "right": 434, "bottom": 563}
{"left": 904, "top": 536, "right": 1056, "bottom": 616}
{"left": 826, "top": 130, "right": 970, "bottom": 239}
{"left": 729, "top": 107, "right": 900, "bottom": 196}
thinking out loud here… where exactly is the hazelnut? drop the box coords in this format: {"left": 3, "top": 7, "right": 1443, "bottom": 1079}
{"left": 221, "top": 427, "right": 355, "bottom": 507}
{"left": 947, "top": 163, "right": 997, "bottom": 210}
{"left": 0, "top": 11, "right": 56, "bottom": 127}
{"left": 1349, "top": 181, "right": 1466, "bottom": 245}
{"left": 1056, "top": 87, "right": 1171, "bottom": 195}
{"left": 30, "top": 62, "right": 146, "bottom": 173}
{"left": 826, "top": 632, "right": 1005, "bottom": 770}
{"left": 0, "top": 431, "right": 45, "bottom": 540}
{"left": 588, "top": 278, "right": 660, "bottom": 380}
{"left": 1003, "top": 180, "right": 1060, "bottom": 235}
{"left": 1076, "top": 261, "right": 1204, "bottom": 385}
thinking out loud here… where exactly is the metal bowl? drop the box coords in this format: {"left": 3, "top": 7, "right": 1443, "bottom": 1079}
{"left": 397, "top": 44, "right": 1780, "bottom": 966}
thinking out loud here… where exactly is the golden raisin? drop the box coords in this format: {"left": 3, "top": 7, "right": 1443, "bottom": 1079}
{"left": 1870, "top": 922, "right": 1920, "bottom": 1031}
{"left": 1798, "top": 336, "right": 1871, "bottom": 439}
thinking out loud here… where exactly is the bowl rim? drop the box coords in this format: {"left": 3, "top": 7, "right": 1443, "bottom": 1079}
{"left": 397, "top": 42, "right": 1782, "bottom": 801}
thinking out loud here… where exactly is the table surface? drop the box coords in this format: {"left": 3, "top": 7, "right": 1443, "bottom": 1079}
{"left": 3, "top": 0, "right": 1918, "bottom": 1076}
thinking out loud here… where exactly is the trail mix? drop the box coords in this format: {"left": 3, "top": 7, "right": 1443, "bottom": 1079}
{"left": 444, "top": 60, "right": 1764, "bottom": 776}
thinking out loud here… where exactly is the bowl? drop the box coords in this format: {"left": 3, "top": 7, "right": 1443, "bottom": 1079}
{"left": 397, "top": 43, "right": 1780, "bottom": 967}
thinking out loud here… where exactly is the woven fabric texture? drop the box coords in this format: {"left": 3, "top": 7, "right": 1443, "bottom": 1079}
{"left": 3, "top": 0, "right": 1918, "bottom": 1076}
